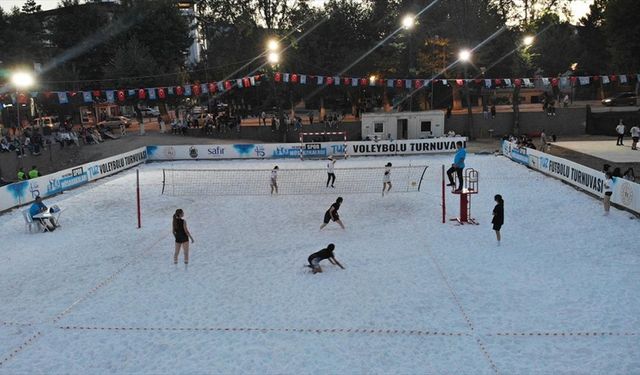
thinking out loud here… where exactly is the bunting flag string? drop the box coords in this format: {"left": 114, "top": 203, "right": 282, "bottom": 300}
{"left": 2, "top": 72, "right": 638, "bottom": 105}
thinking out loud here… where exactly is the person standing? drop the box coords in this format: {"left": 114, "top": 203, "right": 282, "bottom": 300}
{"left": 630, "top": 124, "right": 639, "bottom": 150}
{"left": 326, "top": 156, "right": 336, "bottom": 188}
{"left": 382, "top": 162, "right": 392, "bottom": 196}
{"left": 270, "top": 166, "right": 279, "bottom": 195}
{"left": 603, "top": 172, "right": 613, "bottom": 216}
{"left": 320, "top": 197, "right": 345, "bottom": 230}
{"left": 173, "top": 209, "right": 194, "bottom": 264}
{"left": 17, "top": 167, "right": 27, "bottom": 181}
{"left": 616, "top": 119, "right": 626, "bottom": 146}
{"left": 492, "top": 194, "right": 504, "bottom": 242}
{"left": 540, "top": 129, "right": 548, "bottom": 152}
{"left": 307, "top": 243, "right": 345, "bottom": 274}
{"left": 446, "top": 141, "right": 466, "bottom": 192}
{"left": 261, "top": 111, "right": 266, "bottom": 126}
{"left": 28, "top": 165, "right": 39, "bottom": 179}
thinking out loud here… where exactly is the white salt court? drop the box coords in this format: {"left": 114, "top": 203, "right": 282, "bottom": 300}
{"left": 0, "top": 154, "right": 638, "bottom": 374}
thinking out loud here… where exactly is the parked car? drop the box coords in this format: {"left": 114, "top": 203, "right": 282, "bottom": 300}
{"left": 33, "top": 116, "right": 61, "bottom": 130}
{"left": 140, "top": 107, "right": 160, "bottom": 117}
{"left": 602, "top": 92, "right": 638, "bottom": 106}
{"left": 98, "top": 116, "right": 131, "bottom": 132}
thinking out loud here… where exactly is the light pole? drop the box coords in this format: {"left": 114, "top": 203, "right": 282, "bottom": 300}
{"left": 458, "top": 49, "right": 473, "bottom": 139}
{"left": 402, "top": 14, "right": 415, "bottom": 111}
{"left": 266, "top": 38, "right": 285, "bottom": 141}
{"left": 11, "top": 71, "right": 35, "bottom": 167}
{"left": 514, "top": 36, "right": 535, "bottom": 135}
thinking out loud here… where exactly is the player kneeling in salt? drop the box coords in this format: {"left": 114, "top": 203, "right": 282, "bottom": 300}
{"left": 307, "top": 243, "right": 345, "bottom": 274}
{"left": 382, "top": 162, "right": 392, "bottom": 196}
{"left": 320, "top": 197, "right": 345, "bottom": 230}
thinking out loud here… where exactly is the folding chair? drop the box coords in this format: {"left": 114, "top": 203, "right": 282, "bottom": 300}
{"left": 22, "top": 210, "right": 46, "bottom": 233}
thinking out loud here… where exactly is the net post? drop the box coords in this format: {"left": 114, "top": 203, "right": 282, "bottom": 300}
{"left": 344, "top": 131, "right": 348, "bottom": 159}
{"left": 136, "top": 169, "right": 141, "bottom": 229}
{"left": 161, "top": 169, "right": 166, "bottom": 195}
{"left": 441, "top": 164, "right": 446, "bottom": 224}
{"left": 299, "top": 132, "right": 304, "bottom": 161}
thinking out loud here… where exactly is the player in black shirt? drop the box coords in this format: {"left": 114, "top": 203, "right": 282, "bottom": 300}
{"left": 173, "top": 208, "right": 194, "bottom": 264}
{"left": 307, "top": 243, "right": 345, "bottom": 274}
{"left": 492, "top": 194, "right": 504, "bottom": 242}
{"left": 320, "top": 197, "right": 345, "bottom": 230}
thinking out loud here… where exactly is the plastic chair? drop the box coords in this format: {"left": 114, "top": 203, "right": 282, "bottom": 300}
{"left": 22, "top": 210, "right": 45, "bottom": 233}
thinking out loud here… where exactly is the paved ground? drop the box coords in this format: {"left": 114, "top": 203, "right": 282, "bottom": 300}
{"left": 551, "top": 140, "right": 640, "bottom": 163}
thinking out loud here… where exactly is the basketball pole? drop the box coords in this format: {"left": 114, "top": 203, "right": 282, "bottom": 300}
{"left": 136, "top": 169, "right": 141, "bottom": 229}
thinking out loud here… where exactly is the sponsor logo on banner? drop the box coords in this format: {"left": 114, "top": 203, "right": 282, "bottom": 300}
{"left": 46, "top": 172, "right": 89, "bottom": 195}
{"left": 165, "top": 146, "right": 176, "bottom": 159}
{"left": 207, "top": 146, "right": 225, "bottom": 157}
{"left": 254, "top": 145, "right": 266, "bottom": 157}
{"left": 510, "top": 146, "right": 529, "bottom": 165}
{"left": 620, "top": 181, "right": 634, "bottom": 207}
{"left": 233, "top": 144, "right": 255, "bottom": 156}
{"left": 189, "top": 146, "right": 198, "bottom": 159}
{"left": 273, "top": 143, "right": 329, "bottom": 158}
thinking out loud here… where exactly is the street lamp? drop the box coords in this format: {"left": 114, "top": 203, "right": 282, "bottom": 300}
{"left": 522, "top": 35, "right": 535, "bottom": 47}
{"left": 11, "top": 70, "right": 35, "bottom": 166}
{"left": 267, "top": 51, "right": 280, "bottom": 65}
{"left": 458, "top": 49, "right": 473, "bottom": 139}
{"left": 267, "top": 39, "right": 279, "bottom": 52}
{"left": 401, "top": 14, "right": 415, "bottom": 30}
{"left": 402, "top": 14, "right": 416, "bottom": 111}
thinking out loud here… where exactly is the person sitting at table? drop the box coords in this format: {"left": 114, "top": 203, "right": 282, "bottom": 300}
{"left": 29, "top": 196, "right": 58, "bottom": 231}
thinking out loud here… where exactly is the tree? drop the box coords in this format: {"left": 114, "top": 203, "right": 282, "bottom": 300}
{"left": 104, "top": 38, "right": 161, "bottom": 87}
{"left": 605, "top": 0, "right": 640, "bottom": 72}
{"left": 528, "top": 13, "right": 579, "bottom": 76}
{"left": 576, "top": 0, "right": 610, "bottom": 74}
{"left": 21, "top": 0, "right": 41, "bottom": 14}
{"left": 492, "top": 0, "right": 573, "bottom": 26}
{"left": 116, "top": 0, "right": 191, "bottom": 78}
{"left": 45, "top": 0, "right": 114, "bottom": 89}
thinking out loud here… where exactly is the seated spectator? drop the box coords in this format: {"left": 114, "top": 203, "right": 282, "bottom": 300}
{"left": 31, "top": 131, "right": 43, "bottom": 155}
{"left": 623, "top": 168, "right": 635, "bottom": 182}
{"left": 0, "top": 137, "right": 10, "bottom": 153}
{"left": 14, "top": 138, "right": 24, "bottom": 158}
{"left": 612, "top": 167, "right": 622, "bottom": 178}
{"left": 29, "top": 196, "right": 58, "bottom": 231}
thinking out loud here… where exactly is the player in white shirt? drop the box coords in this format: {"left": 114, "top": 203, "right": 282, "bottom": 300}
{"left": 326, "top": 156, "right": 336, "bottom": 188}
{"left": 630, "top": 124, "right": 640, "bottom": 150}
{"left": 615, "top": 119, "right": 626, "bottom": 146}
{"left": 270, "top": 166, "right": 279, "bottom": 195}
{"left": 382, "top": 162, "right": 392, "bottom": 196}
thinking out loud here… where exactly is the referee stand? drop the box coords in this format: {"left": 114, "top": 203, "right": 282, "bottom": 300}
{"left": 443, "top": 166, "right": 479, "bottom": 225}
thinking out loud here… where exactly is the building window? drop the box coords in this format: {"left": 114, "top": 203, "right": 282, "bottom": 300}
{"left": 374, "top": 122, "right": 384, "bottom": 133}
{"left": 421, "top": 121, "right": 431, "bottom": 132}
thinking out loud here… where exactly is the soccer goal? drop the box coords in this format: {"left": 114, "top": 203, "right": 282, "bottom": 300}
{"left": 299, "top": 131, "right": 348, "bottom": 160}
{"left": 162, "top": 165, "right": 428, "bottom": 196}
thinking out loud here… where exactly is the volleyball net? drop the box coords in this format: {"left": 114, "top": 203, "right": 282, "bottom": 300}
{"left": 161, "top": 165, "right": 428, "bottom": 196}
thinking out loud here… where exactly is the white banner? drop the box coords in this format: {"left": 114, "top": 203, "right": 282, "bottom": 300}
{"left": 146, "top": 138, "right": 467, "bottom": 161}
{"left": 502, "top": 141, "right": 640, "bottom": 214}
{"left": 0, "top": 147, "right": 147, "bottom": 212}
